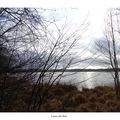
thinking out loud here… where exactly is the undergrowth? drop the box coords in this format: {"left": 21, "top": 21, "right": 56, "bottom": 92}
{"left": 0, "top": 75, "right": 119, "bottom": 112}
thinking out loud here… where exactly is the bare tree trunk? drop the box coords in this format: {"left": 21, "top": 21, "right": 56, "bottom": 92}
{"left": 110, "top": 11, "right": 120, "bottom": 98}
{"left": 95, "top": 8, "right": 120, "bottom": 99}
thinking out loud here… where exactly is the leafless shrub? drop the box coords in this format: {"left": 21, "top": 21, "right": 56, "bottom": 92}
{"left": 0, "top": 8, "right": 88, "bottom": 111}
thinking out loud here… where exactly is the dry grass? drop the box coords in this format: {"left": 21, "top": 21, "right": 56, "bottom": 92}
{"left": 0, "top": 76, "right": 120, "bottom": 112}
{"left": 40, "top": 84, "right": 120, "bottom": 112}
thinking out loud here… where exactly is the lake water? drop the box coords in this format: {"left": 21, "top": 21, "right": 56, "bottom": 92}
{"left": 44, "top": 71, "right": 115, "bottom": 90}
{"left": 18, "top": 71, "right": 116, "bottom": 90}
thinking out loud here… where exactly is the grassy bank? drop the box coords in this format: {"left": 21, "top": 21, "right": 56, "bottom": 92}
{"left": 0, "top": 76, "right": 120, "bottom": 112}
{"left": 40, "top": 84, "right": 120, "bottom": 112}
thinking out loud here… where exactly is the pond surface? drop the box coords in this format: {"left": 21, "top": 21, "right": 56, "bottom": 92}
{"left": 49, "top": 71, "right": 115, "bottom": 90}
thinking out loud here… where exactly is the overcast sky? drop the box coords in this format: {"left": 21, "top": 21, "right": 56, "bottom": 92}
{"left": 2, "top": 0, "right": 120, "bottom": 41}
{"left": 1, "top": 0, "right": 120, "bottom": 68}
{"left": 2, "top": 0, "right": 120, "bottom": 36}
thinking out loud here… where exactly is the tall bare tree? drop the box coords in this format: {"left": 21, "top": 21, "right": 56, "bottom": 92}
{"left": 95, "top": 8, "right": 120, "bottom": 98}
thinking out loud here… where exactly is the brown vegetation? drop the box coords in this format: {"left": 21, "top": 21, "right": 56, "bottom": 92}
{"left": 39, "top": 83, "right": 120, "bottom": 112}
{"left": 0, "top": 76, "right": 120, "bottom": 112}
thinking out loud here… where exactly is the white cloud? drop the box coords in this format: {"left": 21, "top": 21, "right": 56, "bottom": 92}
{"left": 1, "top": 0, "right": 120, "bottom": 69}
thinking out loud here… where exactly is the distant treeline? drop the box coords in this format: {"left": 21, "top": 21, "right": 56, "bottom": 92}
{"left": 2, "top": 68, "right": 120, "bottom": 73}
